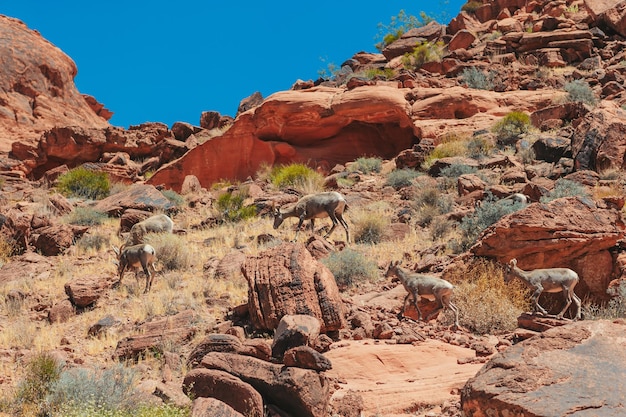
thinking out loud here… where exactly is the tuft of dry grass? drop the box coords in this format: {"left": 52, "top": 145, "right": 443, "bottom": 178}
{"left": 444, "top": 258, "right": 530, "bottom": 334}
{"left": 350, "top": 202, "right": 391, "bottom": 244}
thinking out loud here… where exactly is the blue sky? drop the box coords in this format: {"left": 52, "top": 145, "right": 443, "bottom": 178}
{"left": 3, "top": 1, "right": 465, "bottom": 129}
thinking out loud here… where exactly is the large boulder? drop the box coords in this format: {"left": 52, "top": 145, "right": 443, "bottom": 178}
{"left": 584, "top": 0, "right": 626, "bottom": 37}
{"left": 470, "top": 197, "right": 626, "bottom": 299}
{"left": 93, "top": 183, "right": 176, "bottom": 216}
{"left": 183, "top": 368, "right": 264, "bottom": 417}
{"left": 462, "top": 320, "right": 626, "bottom": 416}
{"left": 197, "top": 352, "right": 332, "bottom": 417}
{"left": 571, "top": 103, "right": 626, "bottom": 172}
{"left": 241, "top": 243, "right": 346, "bottom": 333}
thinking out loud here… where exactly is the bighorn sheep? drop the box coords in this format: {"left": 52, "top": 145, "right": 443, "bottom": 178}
{"left": 112, "top": 244, "right": 157, "bottom": 293}
{"left": 385, "top": 261, "right": 459, "bottom": 329}
{"left": 126, "top": 214, "right": 174, "bottom": 246}
{"left": 504, "top": 193, "right": 529, "bottom": 204}
{"left": 272, "top": 191, "right": 350, "bottom": 243}
{"left": 504, "top": 258, "right": 581, "bottom": 320}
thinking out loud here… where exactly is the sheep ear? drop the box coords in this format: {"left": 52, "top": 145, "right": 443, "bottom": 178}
{"left": 510, "top": 258, "right": 517, "bottom": 267}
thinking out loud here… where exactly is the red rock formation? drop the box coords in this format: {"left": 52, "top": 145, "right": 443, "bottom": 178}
{"left": 471, "top": 197, "right": 626, "bottom": 299}
{"left": 0, "top": 16, "right": 109, "bottom": 153}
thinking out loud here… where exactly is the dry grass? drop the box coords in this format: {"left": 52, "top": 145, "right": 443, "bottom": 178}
{"left": 444, "top": 258, "right": 530, "bottom": 334}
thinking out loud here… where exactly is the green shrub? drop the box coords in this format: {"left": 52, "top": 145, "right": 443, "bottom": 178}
{"left": 491, "top": 111, "right": 531, "bottom": 145}
{"left": 385, "top": 168, "right": 421, "bottom": 189}
{"left": 161, "top": 189, "right": 186, "bottom": 208}
{"left": 215, "top": 190, "right": 257, "bottom": 223}
{"left": 15, "top": 352, "right": 63, "bottom": 409}
{"left": 364, "top": 68, "right": 396, "bottom": 80}
{"left": 57, "top": 403, "right": 190, "bottom": 417}
{"left": 269, "top": 163, "right": 325, "bottom": 192}
{"left": 540, "top": 178, "right": 590, "bottom": 203}
{"left": 321, "top": 248, "right": 379, "bottom": 289}
{"left": 445, "top": 259, "right": 529, "bottom": 334}
{"left": 56, "top": 167, "right": 110, "bottom": 200}
{"left": 426, "top": 140, "right": 468, "bottom": 163}
{"left": 401, "top": 41, "right": 444, "bottom": 69}
{"left": 144, "top": 233, "right": 194, "bottom": 271}
{"left": 46, "top": 364, "right": 144, "bottom": 414}
{"left": 64, "top": 207, "right": 108, "bottom": 226}
{"left": 375, "top": 10, "right": 433, "bottom": 51}
{"left": 352, "top": 157, "right": 383, "bottom": 174}
{"left": 564, "top": 79, "right": 596, "bottom": 106}
{"left": 460, "top": 67, "right": 495, "bottom": 90}
{"left": 438, "top": 164, "right": 478, "bottom": 179}
{"left": 461, "top": 1, "right": 483, "bottom": 13}
{"left": 455, "top": 194, "right": 526, "bottom": 251}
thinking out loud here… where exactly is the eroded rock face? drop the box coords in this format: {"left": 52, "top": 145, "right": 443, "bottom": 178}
{"left": 461, "top": 320, "right": 626, "bottom": 417}
{"left": 148, "top": 86, "right": 418, "bottom": 192}
{"left": 0, "top": 16, "right": 109, "bottom": 152}
{"left": 471, "top": 197, "right": 626, "bottom": 299}
{"left": 572, "top": 103, "right": 626, "bottom": 172}
{"left": 241, "top": 242, "right": 346, "bottom": 333}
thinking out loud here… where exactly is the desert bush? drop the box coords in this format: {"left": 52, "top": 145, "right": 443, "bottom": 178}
{"left": 46, "top": 363, "right": 146, "bottom": 414}
{"left": 364, "top": 68, "right": 396, "bottom": 80}
{"left": 402, "top": 40, "right": 444, "bottom": 69}
{"left": 321, "top": 248, "right": 379, "bottom": 289}
{"left": 491, "top": 111, "right": 531, "bottom": 146}
{"left": 429, "top": 218, "right": 455, "bottom": 241}
{"left": 454, "top": 194, "right": 526, "bottom": 251}
{"left": 375, "top": 9, "right": 433, "bottom": 51}
{"left": 215, "top": 190, "right": 257, "bottom": 223}
{"left": 438, "top": 164, "right": 478, "bottom": 179}
{"left": 63, "top": 207, "right": 108, "bottom": 226}
{"left": 75, "top": 233, "right": 110, "bottom": 253}
{"left": 539, "top": 178, "right": 590, "bottom": 203}
{"left": 445, "top": 259, "right": 529, "bottom": 334}
{"left": 414, "top": 185, "right": 454, "bottom": 227}
{"left": 13, "top": 352, "right": 63, "bottom": 412}
{"left": 461, "top": 0, "right": 483, "bottom": 13}
{"left": 466, "top": 134, "right": 494, "bottom": 159}
{"left": 385, "top": 168, "right": 421, "bottom": 189}
{"left": 564, "top": 79, "right": 596, "bottom": 106}
{"left": 144, "top": 233, "right": 194, "bottom": 271}
{"left": 0, "top": 236, "right": 16, "bottom": 264}
{"left": 427, "top": 140, "right": 468, "bottom": 162}
{"left": 351, "top": 205, "right": 391, "bottom": 244}
{"left": 56, "top": 166, "right": 110, "bottom": 200}
{"left": 269, "top": 163, "right": 325, "bottom": 192}
{"left": 352, "top": 157, "right": 383, "bottom": 174}
{"left": 460, "top": 67, "right": 495, "bottom": 90}
{"left": 582, "top": 281, "right": 626, "bottom": 320}
{"left": 161, "top": 189, "right": 186, "bottom": 208}
{"left": 58, "top": 403, "right": 190, "bottom": 417}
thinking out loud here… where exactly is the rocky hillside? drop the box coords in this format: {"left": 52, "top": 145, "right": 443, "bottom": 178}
{"left": 0, "top": 0, "right": 626, "bottom": 416}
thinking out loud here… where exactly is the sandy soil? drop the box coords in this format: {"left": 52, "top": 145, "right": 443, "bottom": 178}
{"left": 325, "top": 339, "right": 484, "bottom": 416}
